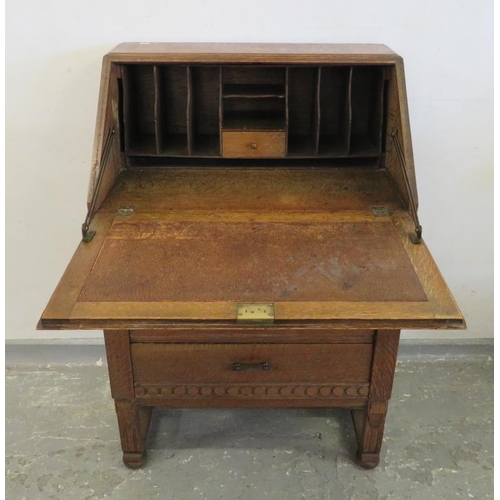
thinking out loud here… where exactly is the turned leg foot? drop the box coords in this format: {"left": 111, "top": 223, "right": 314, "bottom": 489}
{"left": 123, "top": 451, "right": 148, "bottom": 469}
{"left": 351, "top": 401, "right": 389, "bottom": 470}
{"left": 114, "top": 400, "right": 152, "bottom": 469}
{"left": 355, "top": 450, "right": 380, "bottom": 469}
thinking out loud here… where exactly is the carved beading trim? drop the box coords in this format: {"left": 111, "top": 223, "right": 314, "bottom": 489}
{"left": 134, "top": 384, "right": 370, "bottom": 398}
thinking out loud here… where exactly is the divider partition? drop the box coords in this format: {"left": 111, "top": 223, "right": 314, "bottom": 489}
{"left": 350, "top": 66, "right": 386, "bottom": 156}
{"left": 190, "top": 66, "right": 221, "bottom": 157}
{"left": 154, "top": 65, "right": 189, "bottom": 156}
{"left": 318, "top": 66, "right": 352, "bottom": 157}
{"left": 287, "top": 66, "right": 318, "bottom": 156}
{"left": 121, "top": 64, "right": 387, "bottom": 160}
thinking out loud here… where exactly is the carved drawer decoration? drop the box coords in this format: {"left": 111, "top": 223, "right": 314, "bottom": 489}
{"left": 134, "top": 383, "right": 370, "bottom": 398}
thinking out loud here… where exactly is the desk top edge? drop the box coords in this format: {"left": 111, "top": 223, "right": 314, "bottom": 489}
{"left": 107, "top": 43, "right": 401, "bottom": 63}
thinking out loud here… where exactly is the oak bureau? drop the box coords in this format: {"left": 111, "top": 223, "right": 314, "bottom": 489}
{"left": 39, "top": 43, "right": 465, "bottom": 469}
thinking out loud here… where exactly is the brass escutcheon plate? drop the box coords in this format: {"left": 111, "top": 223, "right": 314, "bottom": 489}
{"left": 237, "top": 303, "right": 275, "bottom": 324}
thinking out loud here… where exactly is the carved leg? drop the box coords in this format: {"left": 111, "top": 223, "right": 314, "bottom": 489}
{"left": 351, "top": 401, "right": 389, "bottom": 469}
{"left": 114, "top": 400, "right": 153, "bottom": 469}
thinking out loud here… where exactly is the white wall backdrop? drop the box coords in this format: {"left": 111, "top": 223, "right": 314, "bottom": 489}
{"left": 6, "top": 0, "right": 493, "bottom": 340}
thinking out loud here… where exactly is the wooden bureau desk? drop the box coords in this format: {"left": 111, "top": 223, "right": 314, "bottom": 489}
{"left": 39, "top": 43, "right": 465, "bottom": 469}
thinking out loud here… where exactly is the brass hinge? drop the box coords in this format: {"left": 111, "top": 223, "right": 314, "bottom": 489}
{"left": 116, "top": 206, "right": 135, "bottom": 217}
{"left": 371, "top": 206, "right": 390, "bottom": 217}
{"left": 237, "top": 303, "right": 275, "bottom": 324}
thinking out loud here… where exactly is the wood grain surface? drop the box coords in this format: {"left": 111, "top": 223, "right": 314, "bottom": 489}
{"left": 107, "top": 43, "right": 400, "bottom": 65}
{"left": 39, "top": 184, "right": 465, "bottom": 329}
{"left": 99, "top": 168, "right": 404, "bottom": 213}
{"left": 129, "top": 328, "right": 374, "bottom": 344}
{"left": 131, "top": 343, "right": 373, "bottom": 384}
{"left": 104, "top": 330, "right": 134, "bottom": 399}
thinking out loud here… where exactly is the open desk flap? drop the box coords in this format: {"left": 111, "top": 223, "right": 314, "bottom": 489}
{"left": 39, "top": 168, "right": 464, "bottom": 331}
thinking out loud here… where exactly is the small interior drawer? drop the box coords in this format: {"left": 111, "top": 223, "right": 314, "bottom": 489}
{"left": 222, "top": 131, "right": 286, "bottom": 158}
{"left": 132, "top": 343, "right": 372, "bottom": 398}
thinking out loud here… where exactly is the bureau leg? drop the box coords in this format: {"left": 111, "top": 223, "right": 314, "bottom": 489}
{"left": 114, "top": 400, "right": 153, "bottom": 469}
{"left": 351, "top": 329, "right": 400, "bottom": 469}
{"left": 351, "top": 401, "right": 389, "bottom": 469}
{"left": 104, "top": 330, "right": 152, "bottom": 468}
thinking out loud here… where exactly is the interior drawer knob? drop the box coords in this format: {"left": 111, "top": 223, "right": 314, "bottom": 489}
{"left": 250, "top": 142, "right": 258, "bottom": 149}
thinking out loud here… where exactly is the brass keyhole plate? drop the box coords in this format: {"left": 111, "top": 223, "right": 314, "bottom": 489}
{"left": 237, "top": 303, "right": 275, "bottom": 324}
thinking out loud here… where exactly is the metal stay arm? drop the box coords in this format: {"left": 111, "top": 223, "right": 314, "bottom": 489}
{"left": 81, "top": 127, "right": 115, "bottom": 242}
{"left": 390, "top": 130, "right": 422, "bottom": 244}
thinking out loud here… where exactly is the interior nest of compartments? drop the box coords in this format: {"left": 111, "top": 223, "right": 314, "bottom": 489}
{"left": 120, "top": 64, "right": 389, "bottom": 160}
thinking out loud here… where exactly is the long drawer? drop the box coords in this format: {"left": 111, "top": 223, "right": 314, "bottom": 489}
{"left": 132, "top": 343, "right": 373, "bottom": 399}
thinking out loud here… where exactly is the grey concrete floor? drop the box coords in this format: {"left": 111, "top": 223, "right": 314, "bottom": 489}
{"left": 6, "top": 352, "right": 493, "bottom": 500}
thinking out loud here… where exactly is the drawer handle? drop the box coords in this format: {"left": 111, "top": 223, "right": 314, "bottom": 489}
{"left": 250, "top": 142, "right": 258, "bottom": 150}
{"left": 231, "top": 361, "right": 271, "bottom": 372}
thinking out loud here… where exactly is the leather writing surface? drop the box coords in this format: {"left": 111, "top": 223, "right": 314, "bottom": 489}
{"left": 78, "top": 220, "right": 427, "bottom": 303}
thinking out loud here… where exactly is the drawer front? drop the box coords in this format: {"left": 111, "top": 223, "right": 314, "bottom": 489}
{"left": 222, "top": 131, "right": 286, "bottom": 158}
{"left": 132, "top": 343, "right": 372, "bottom": 399}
